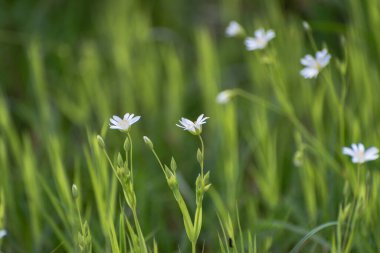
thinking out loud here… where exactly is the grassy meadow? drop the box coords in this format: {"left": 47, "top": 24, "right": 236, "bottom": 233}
{"left": 1, "top": 0, "right": 380, "bottom": 252}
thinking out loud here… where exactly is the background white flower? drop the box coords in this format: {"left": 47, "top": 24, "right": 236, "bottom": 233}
{"left": 225, "top": 21, "right": 244, "bottom": 37}
{"left": 300, "top": 49, "right": 331, "bottom": 79}
{"left": 176, "top": 114, "right": 209, "bottom": 135}
{"left": 342, "top": 143, "right": 379, "bottom": 164}
{"left": 0, "top": 229, "right": 6, "bottom": 239}
{"left": 244, "top": 28, "right": 275, "bottom": 51}
{"left": 109, "top": 113, "right": 141, "bottom": 132}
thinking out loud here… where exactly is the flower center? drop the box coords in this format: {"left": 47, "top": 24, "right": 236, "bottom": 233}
{"left": 120, "top": 120, "right": 130, "bottom": 129}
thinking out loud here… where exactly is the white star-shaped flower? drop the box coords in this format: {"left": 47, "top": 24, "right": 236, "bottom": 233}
{"left": 244, "top": 28, "right": 275, "bottom": 51}
{"left": 300, "top": 49, "right": 331, "bottom": 79}
{"left": 176, "top": 114, "right": 209, "bottom": 135}
{"left": 342, "top": 143, "right": 379, "bottom": 164}
{"left": 0, "top": 229, "right": 6, "bottom": 239}
{"left": 225, "top": 21, "right": 244, "bottom": 37}
{"left": 109, "top": 113, "right": 141, "bottom": 132}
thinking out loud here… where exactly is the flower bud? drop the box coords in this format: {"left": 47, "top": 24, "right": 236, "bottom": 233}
{"left": 117, "top": 153, "right": 124, "bottom": 168}
{"left": 203, "top": 184, "right": 212, "bottom": 192}
{"left": 170, "top": 157, "right": 177, "bottom": 173}
{"left": 216, "top": 90, "right": 233, "bottom": 104}
{"left": 302, "top": 21, "right": 310, "bottom": 31}
{"left": 143, "top": 136, "right": 154, "bottom": 150}
{"left": 96, "top": 135, "right": 105, "bottom": 149}
{"left": 72, "top": 184, "right": 79, "bottom": 199}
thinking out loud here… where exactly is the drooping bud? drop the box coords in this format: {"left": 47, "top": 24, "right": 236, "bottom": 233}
{"left": 143, "top": 136, "right": 154, "bottom": 150}
{"left": 96, "top": 135, "right": 105, "bottom": 149}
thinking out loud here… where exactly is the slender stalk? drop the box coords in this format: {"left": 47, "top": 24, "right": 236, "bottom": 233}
{"left": 150, "top": 148, "right": 166, "bottom": 175}
{"left": 75, "top": 201, "right": 83, "bottom": 231}
{"left": 127, "top": 132, "right": 134, "bottom": 179}
{"left": 192, "top": 242, "right": 196, "bottom": 253}
{"left": 235, "top": 87, "right": 341, "bottom": 171}
{"left": 198, "top": 135, "right": 204, "bottom": 177}
{"left": 132, "top": 207, "right": 148, "bottom": 253}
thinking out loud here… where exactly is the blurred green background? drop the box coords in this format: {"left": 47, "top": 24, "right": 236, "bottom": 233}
{"left": 1, "top": 0, "right": 380, "bottom": 252}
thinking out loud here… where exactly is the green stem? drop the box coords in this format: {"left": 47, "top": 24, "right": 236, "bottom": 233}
{"left": 132, "top": 207, "right": 148, "bottom": 253}
{"left": 127, "top": 132, "right": 134, "bottom": 179}
{"left": 235, "top": 88, "right": 340, "bottom": 172}
{"left": 192, "top": 241, "right": 196, "bottom": 253}
{"left": 305, "top": 27, "right": 318, "bottom": 53}
{"left": 75, "top": 201, "right": 83, "bottom": 231}
{"left": 198, "top": 135, "right": 204, "bottom": 177}
{"left": 150, "top": 148, "right": 166, "bottom": 175}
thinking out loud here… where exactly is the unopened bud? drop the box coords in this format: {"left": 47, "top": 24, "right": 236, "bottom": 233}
{"left": 302, "top": 21, "right": 310, "bottom": 31}
{"left": 97, "top": 135, "right": 105, "bottom": 149}
{"left": 203, "top": 171, "right": 210, "bottom": 182}
{"left": 117, "top": 153, "right": 124, "bottom": 168}
{"left": 170, "top": 157, "right": 177, "bottom": 173}
{"left": 216, "top": 90, "right": 234, "bottom": 104}
{"left": 72, "top": 184, "right": 78, "bottom": 199}
{"left": 203, "top": 184, "right": 212, "bottom": 192}
{"left": 143, "top": 136, "right": 154, "bottom": 149}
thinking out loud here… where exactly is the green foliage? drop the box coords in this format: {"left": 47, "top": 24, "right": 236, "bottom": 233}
{"left": 1, "top": 0, "right": 380, "bottom": 252}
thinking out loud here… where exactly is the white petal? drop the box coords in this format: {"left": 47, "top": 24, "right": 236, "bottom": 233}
{"left": 129, "top": 116, "right": 141, "bottom": 125}
{"left": 364, "top": 147, "right": 379, "bottom": 161}
{"left": 300, "top": 67, "right": 319, "bottom": 79}
{"left": 245, "top": 37, "right": 260, "bottom": 51}
{"left": 113, "top": 115, "right": 122, "bottom": 122}
{"left": 123, "top": 113, "right": 130, "bottom": 120}
{"left": 342, "top": 147, "right": 354, "bottom": 156}
{"left": 318, "top": 54, "right": 331, "bottom": 68}
{"left": 352, "top": 157, "right": 361, "bottom": 163}
{"left": 265, "top": 30, "right": 276, "bottom": 40}
{"left": 300, "top": 55, "right": 316, "bottom": 66}
{"left": 358, "top": 143, "right": 365, "bottom": 152}
{"left": 176, "top": 124, "right": 186, "bottom": 129}
{"left": 110, "top": 125, "right": 122, "bottom": 129}
{"left": 110, "top": 118, "right": 119, "bottom": 125}
{"left": 316, "top": 49, "right": 328, "bottom": 59}
{"left": 246, "top": 38, "right": 267, "bottom": 50}
{"left": 365, "top": 154, "right": 379, "bottom": 161}
{"left": 351, "top": 144, "right": 358, "bottom": 152}
{"left": 365, "top": 147, "right": 379, "bottom": 156}
{"left": 182, "top": 118, "right": 194, "bottom": 126}
{"left": 254, "top": 28, "right": 265, "bottom": 38}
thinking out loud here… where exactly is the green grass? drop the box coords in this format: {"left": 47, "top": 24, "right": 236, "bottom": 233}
{"left": 1, "top": 0, "right": 380, "bottom": 252}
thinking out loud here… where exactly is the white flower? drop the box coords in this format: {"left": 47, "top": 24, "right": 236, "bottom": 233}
{"left": 300, "top": 49, "right": 331, "bottom": 79}
{"left": 176, "top": 114, "right": 209, "bottom": 135}
{"left": 225, "top": 21, "right": 244, "bottom": 37}
{"left": 244, "top": 28, "right": 275, "bottom": 51}
{"left": 216, "top": 90, "right": 233, "bottom": 104}
{"left": 0, "top": 229, "right": 6, "bottom": 239}
{"left": 342, "top": 143, "right": 379, "bottom": 164}
{"left": 109, "top": 113, "right": 141, "bottom": 132}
